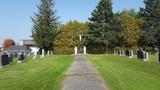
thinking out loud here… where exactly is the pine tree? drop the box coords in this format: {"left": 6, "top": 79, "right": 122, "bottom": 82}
{"left": 140, "top": 0, "right": 160, "bottom": 62}
{"left": 139, "top": 0, "right": 159, "bottom": 48}
{"left": 152, "top": 0, "right": 160, "bottom": 62}
{"left": 31, "top": 0, "right": 59, "bottom": 52}
{"left": 85, "top": 0, "right": 114, "bottom": 53}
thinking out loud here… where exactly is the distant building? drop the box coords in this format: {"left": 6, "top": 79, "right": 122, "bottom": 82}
{"left": 18, "top": 39, "right": 36, "bottom": 47}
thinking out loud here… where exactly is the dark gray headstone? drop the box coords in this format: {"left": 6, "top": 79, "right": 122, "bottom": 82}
{"left": 118, "top": 50, "right": 121, "bottom": 55}
{"left": 0, "top": 53, "right": 10, "bottom": 67}
{"left": 126, "top": 50, "right": 129, "bottom": 56}
{"left": 137, "top": 49, "right": 144, "bottom": 59}
{"left": 126, "top": 50, "right": 131, "bottom": 56}
{"left": 137, "top": 48, "right": 148, "bottom": 61}
{"left": 125, "top": 50, "right": 133, "bottom": 58}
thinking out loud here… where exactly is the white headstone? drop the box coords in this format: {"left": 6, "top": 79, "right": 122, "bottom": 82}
{"left": 144, "top": 52, "right": 149, "bottom": 61}
{"left": 51, "top": 51, "right": 53, "bottom": 55}
{"left": 74, "top": 46, "right": 77, "bottom": 55}
{"left": 48, "top": 51, "right": 50, "bottom": 56}
{"left": 122, "top": 51, "right": 125, "bottom": 56}
{"left": 146, "top": 52, "right": 149, "bottom": 60}
{"left": 129, "top": 50, "right": 133, "bottom": 58}
{"left": 34, "top": 52, "right": 37, "bottom": 59}
{"left": 41, "top": 49, "right": 45, "bottom": 58}
{"left": 83, "top": 46, "right": 86, "bottom": 54}
{"left": 119, "top": 51, "right": 122, "bottom": 56}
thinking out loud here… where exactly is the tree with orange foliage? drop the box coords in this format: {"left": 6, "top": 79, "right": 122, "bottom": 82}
{"left": 3, "top": 38, "right": 15, "bottom": 49}
{"left": 120, "top": 13, "right": 143, "bottom": 49}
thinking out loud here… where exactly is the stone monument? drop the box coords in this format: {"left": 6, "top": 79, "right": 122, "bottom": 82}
{"left": 30, "top": 47, "right": 39, "bottom": 60}
{"left": 74, "top": 46, "right": 78, "bottom": 55}
{"left": 74, "top": 34, "right": 87, "bottom": 55}
{"left": 41, "top": 49, "right": 45, "bottom": 58}
{"left": 83, "top": 46, "right": 86, "bottom": 55}
{"left": 47, "top": 50, "right": 50, "bottom": 56}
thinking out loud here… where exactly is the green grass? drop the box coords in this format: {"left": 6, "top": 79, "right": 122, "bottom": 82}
{"left": 88, "top": 54, "right": 160, "bottom": 90}
{"left": 0, "top": 55, "right": 73, "bottom": 90}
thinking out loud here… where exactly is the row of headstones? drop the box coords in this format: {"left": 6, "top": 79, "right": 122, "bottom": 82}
{"left": 0, "top": 49, "right": 53, "bottom": 68}
{"left": 114, "top": 49, "right": 149, "bottom": 61}
{"left": 137, "top": 48, "right": 149, "bottom": 61}
{"left": 74, "top": 46, "right": 86, "bottom": 55}
{"left": 33, "top": 49, "right": 53, "bottom": 59}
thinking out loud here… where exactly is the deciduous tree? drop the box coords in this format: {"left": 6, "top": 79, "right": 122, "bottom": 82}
{"left": 53, "top": 21, "right": 88, "bottom": 54}
{"left": 3, "top": 38, "right": 15, "bottom": 49}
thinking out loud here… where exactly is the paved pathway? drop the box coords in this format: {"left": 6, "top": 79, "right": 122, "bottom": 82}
{"left": 61, "top": 55, "right": 109, "bottom": 90}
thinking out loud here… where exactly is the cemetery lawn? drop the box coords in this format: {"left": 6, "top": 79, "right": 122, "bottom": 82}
{"left": 0, "top": 55, "right": 73, "bottom": 90}
{"left": 88, "top": 54, "right": 160, "bottom": 90}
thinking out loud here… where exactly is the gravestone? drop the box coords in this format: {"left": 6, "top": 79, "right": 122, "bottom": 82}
{"left": 118, "top": 50, "right": 121, "bottom": 56}
{"left": 137, "top": 49, "right": 143, "bottom": 59}
{"left": 137, "top": 48, "right": 149, "bottom": 61}
{"left": 126, "top": 50, "right": 133, "bottom": 58}
{"left": 74, "top": 46, "right": 77, "bottom": 55}
{"left": 41, "top": 49, "right": 45, "bottom": 58}
{"left": 18, "top": 52, "right": 25, "bottom": 63}
{"left": 0, "top": 53, "right": 10, "bottom": 67}
{"left": 48, "top": 51, "right": 50, "bottom": 56}
{"left": 8, "top": 53, "right": 13, "bottom": 63}
{"left": 130, "top": 50, "right": 133, "bottom": 58}
{"left": 83, "top": 46, "right": 86, "bottom": 54}
{"left": 114, "top": 51, "right": 118, "bottom": 55}
{"left": 119, "top": 50, "right": 124, "bottom": 56}
{"left": 30, "top": 47, "right": 39, "bottom": 60}
{"left": 125, "top": 50, "right": 129, "bottom": 56}
{"left": 51, "top": 51, "right": 53, "bottom": 55}
{"left": 122, "top": 51, "right": 125, "bottom": 56}
{"left": 34, "top": 52, "right": 38, "bottom": 60}
{"left": 144, "top": 52, "right": 149, "bottom": 61}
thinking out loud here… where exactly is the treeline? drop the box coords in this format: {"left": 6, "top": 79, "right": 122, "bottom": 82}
{"left": 31, "top": 0, "right": 160, "bottom": 56}
{"left": 85, "top": 0, "right": 144, "bottom": 54}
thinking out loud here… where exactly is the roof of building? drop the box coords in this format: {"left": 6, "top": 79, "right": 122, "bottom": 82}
{"left": 8, "top": 45, "right": 31, "bottom": 53}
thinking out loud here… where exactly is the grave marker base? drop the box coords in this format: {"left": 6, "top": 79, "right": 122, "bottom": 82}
{"left": 17, "top": 61, "right": 22, "bottom": 63}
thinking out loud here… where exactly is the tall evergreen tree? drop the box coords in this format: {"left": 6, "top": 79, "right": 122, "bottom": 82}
{"left": 139, "top": 0, "right": 159, "bottom": 48}
{"left": 151, "top": 0, "right": 160, "bottom": 62}
{"left": 85, "top": 0, "right": 114, "bottom": 53}
{"left": 140, "top": 0, "right": 160, "bottom": 62}
{"left": 31, "top": 0, "right": 59, "bottom": 52}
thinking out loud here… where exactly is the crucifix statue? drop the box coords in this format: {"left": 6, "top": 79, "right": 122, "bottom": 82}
{"left": 79, "top": 34, "right": 82, "bottom": 41}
